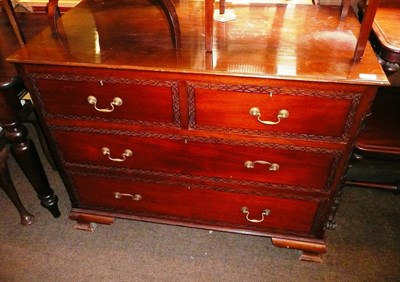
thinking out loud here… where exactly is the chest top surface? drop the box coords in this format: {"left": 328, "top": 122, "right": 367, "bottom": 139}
{"left": 8, "top": 0, "right": 388, "bottom": 85}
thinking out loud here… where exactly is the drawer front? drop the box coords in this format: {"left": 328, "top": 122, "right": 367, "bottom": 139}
{"left": 73, "top": 174, "right": 319, "bottom": 234}
{"left": 187, "top": 82, "right": 361, "bottom": 141}
{"left": 31, "top": 73, "right": 180, "bottom": 127}
{"left": 53, "top": 129, "right": 340, "bottom": 190}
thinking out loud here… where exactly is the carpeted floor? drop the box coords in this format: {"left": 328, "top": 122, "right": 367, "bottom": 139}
{"left": 0, "top": 124, "right": 399, "bottom": 282}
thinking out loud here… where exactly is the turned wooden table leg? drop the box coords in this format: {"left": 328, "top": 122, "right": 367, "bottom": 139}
{"left": 0, "top": 78, "right": 60, "bottom": 218}
{"left": 0, "top": 145, "right": 34, "bottom": 225}
{"left": 3, "top": 120, "right": 61, "bottom": 218}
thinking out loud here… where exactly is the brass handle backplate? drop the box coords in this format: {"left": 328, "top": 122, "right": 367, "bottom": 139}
{"left": 102, "top": 147, "right": 133, "bottom": 162}
{"left": 114, "top": 192, "right": 142, "bottom": 201}
{"left": 249, "top": 107, "right": 289, "bottom": 125}
{"left": 244, "top": 160, "right": 280, "bottom": 171}
{"left": 87, "top": 95, "right": 123, "bottom": 112}
{"left": 241, "top": 207, "right": 271, "bottom": 223}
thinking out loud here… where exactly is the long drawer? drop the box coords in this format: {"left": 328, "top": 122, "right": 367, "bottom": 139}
{"left": 31, "top": 74, "right": 180, "bottom": 127}
{"left": 53, "top": 129, "right": 340, "bottom": 190}
{"left": 72, "top": 174, "right": 319, "bottom": 234}
{"left": 187, "top": 82, "right": 361, "bottom": 141}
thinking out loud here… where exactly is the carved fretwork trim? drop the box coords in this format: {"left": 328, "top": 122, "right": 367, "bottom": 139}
{"left": 70, "top": 169, "right": 326, "bottom": 202}
{"left": 79, "top": 203, "right": 313, "bottom": 237}
{"left": 47, "top": 114, "right": 178, "bottom": 128}
{"left": 65, "top": 162, "right": 330, "bottom": 197}
{"left": 48, "top": 125, "right": 341, "bottom": 153}
{"left": 187, "top": 82, "right": 362, "bottom": 142}
{"left": 49, "top": 125, "right": 342, "bottom": 192}
{"left": 30, "top": 72, "right": 179, "bottom": 88}
{"left": 28, "top": 73, "right": 181, "bottom": 128}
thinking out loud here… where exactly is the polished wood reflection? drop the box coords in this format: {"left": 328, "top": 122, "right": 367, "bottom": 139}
{"left": 8, "top": 0, "right": 387, "bottom": 85}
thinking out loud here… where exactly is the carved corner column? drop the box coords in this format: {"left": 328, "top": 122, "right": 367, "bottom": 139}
{"left": 0, "top": 77, "right": 61, "bottom": 218}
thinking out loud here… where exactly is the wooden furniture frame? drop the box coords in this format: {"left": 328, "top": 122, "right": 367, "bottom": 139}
{"left": 8, "top": 0, "right": 388, "bottom": 262}
{"left": 347, "top": 86, "right": 400, "bottom": 194}
{"left": 346, "top": 0, "right": 400, "bottom": 194}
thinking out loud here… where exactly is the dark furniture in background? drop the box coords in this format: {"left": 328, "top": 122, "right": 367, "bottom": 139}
{"left": 347, "top": 0, "right": 400, "bottom": 194}
{"left": 0, "top": 4, "right": 61, "bottom": 223}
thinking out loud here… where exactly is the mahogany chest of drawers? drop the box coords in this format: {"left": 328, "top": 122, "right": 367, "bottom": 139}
{"left": 9, "top": 1, "right": 388, "bottom": 262}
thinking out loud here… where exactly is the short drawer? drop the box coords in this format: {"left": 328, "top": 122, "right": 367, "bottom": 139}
{"left": 53, "top": 129, "right": 340, "bottom": 190}
{"left": 187, "top": 82, "right": 361, "bottom": 141}
{"left": 31, "top": 73, "right": 180, "bottom": 127}
{"left": 73, "top": 174, "right": 319, "bottom": 234}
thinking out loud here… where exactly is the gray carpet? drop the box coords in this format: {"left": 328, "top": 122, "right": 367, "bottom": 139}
{"left": 1, "top": 126, "right": 399, "bottom": 282}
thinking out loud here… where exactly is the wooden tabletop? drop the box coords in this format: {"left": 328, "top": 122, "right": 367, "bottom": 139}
{"left": 7, "top": 0, "right": 388, "bottom": 85}
{"left": 369, "top": 0, "right": 400, "bottom": 51}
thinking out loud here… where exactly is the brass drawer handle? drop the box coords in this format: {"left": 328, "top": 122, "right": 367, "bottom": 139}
{"left": 114, "top": 192, "right": 142, "bottom": 201}
{"left": 244, "top": 160, "right": 280, "bottom": 171}
{"left": 87, "top": 95, "right": 123, "bottom": 112}
{"left": 241, "top": 207, "right": 271, "bottom": 223}
{"left": 249, "top": 107, "right": 289, "bottom": 125}
{"left": 102, "top": 147, "right": 133, "bottom": 162}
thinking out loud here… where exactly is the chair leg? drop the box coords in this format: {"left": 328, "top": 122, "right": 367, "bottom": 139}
{"left": 47, "top": 0, "right": 61, "bottom": 35}
{"left": 340, "top": 0, "right": 351, "bottom": 20}
{"left": 352, "top": 0, "right": 380, "bottom": 61}
{"left": 219, "top": 0, "right": 225, "bottom": 15}
{"left": 205, "top": 0, "right": 213, "bottom": 52}
{"left": 158, "top": 0, "right": 181, "bottom": 49}
{"left": 2, "top": 0, "right": 26, "bottom": 46}
{"left": 0, "top": 146, "right": 34, "bottom": 225}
